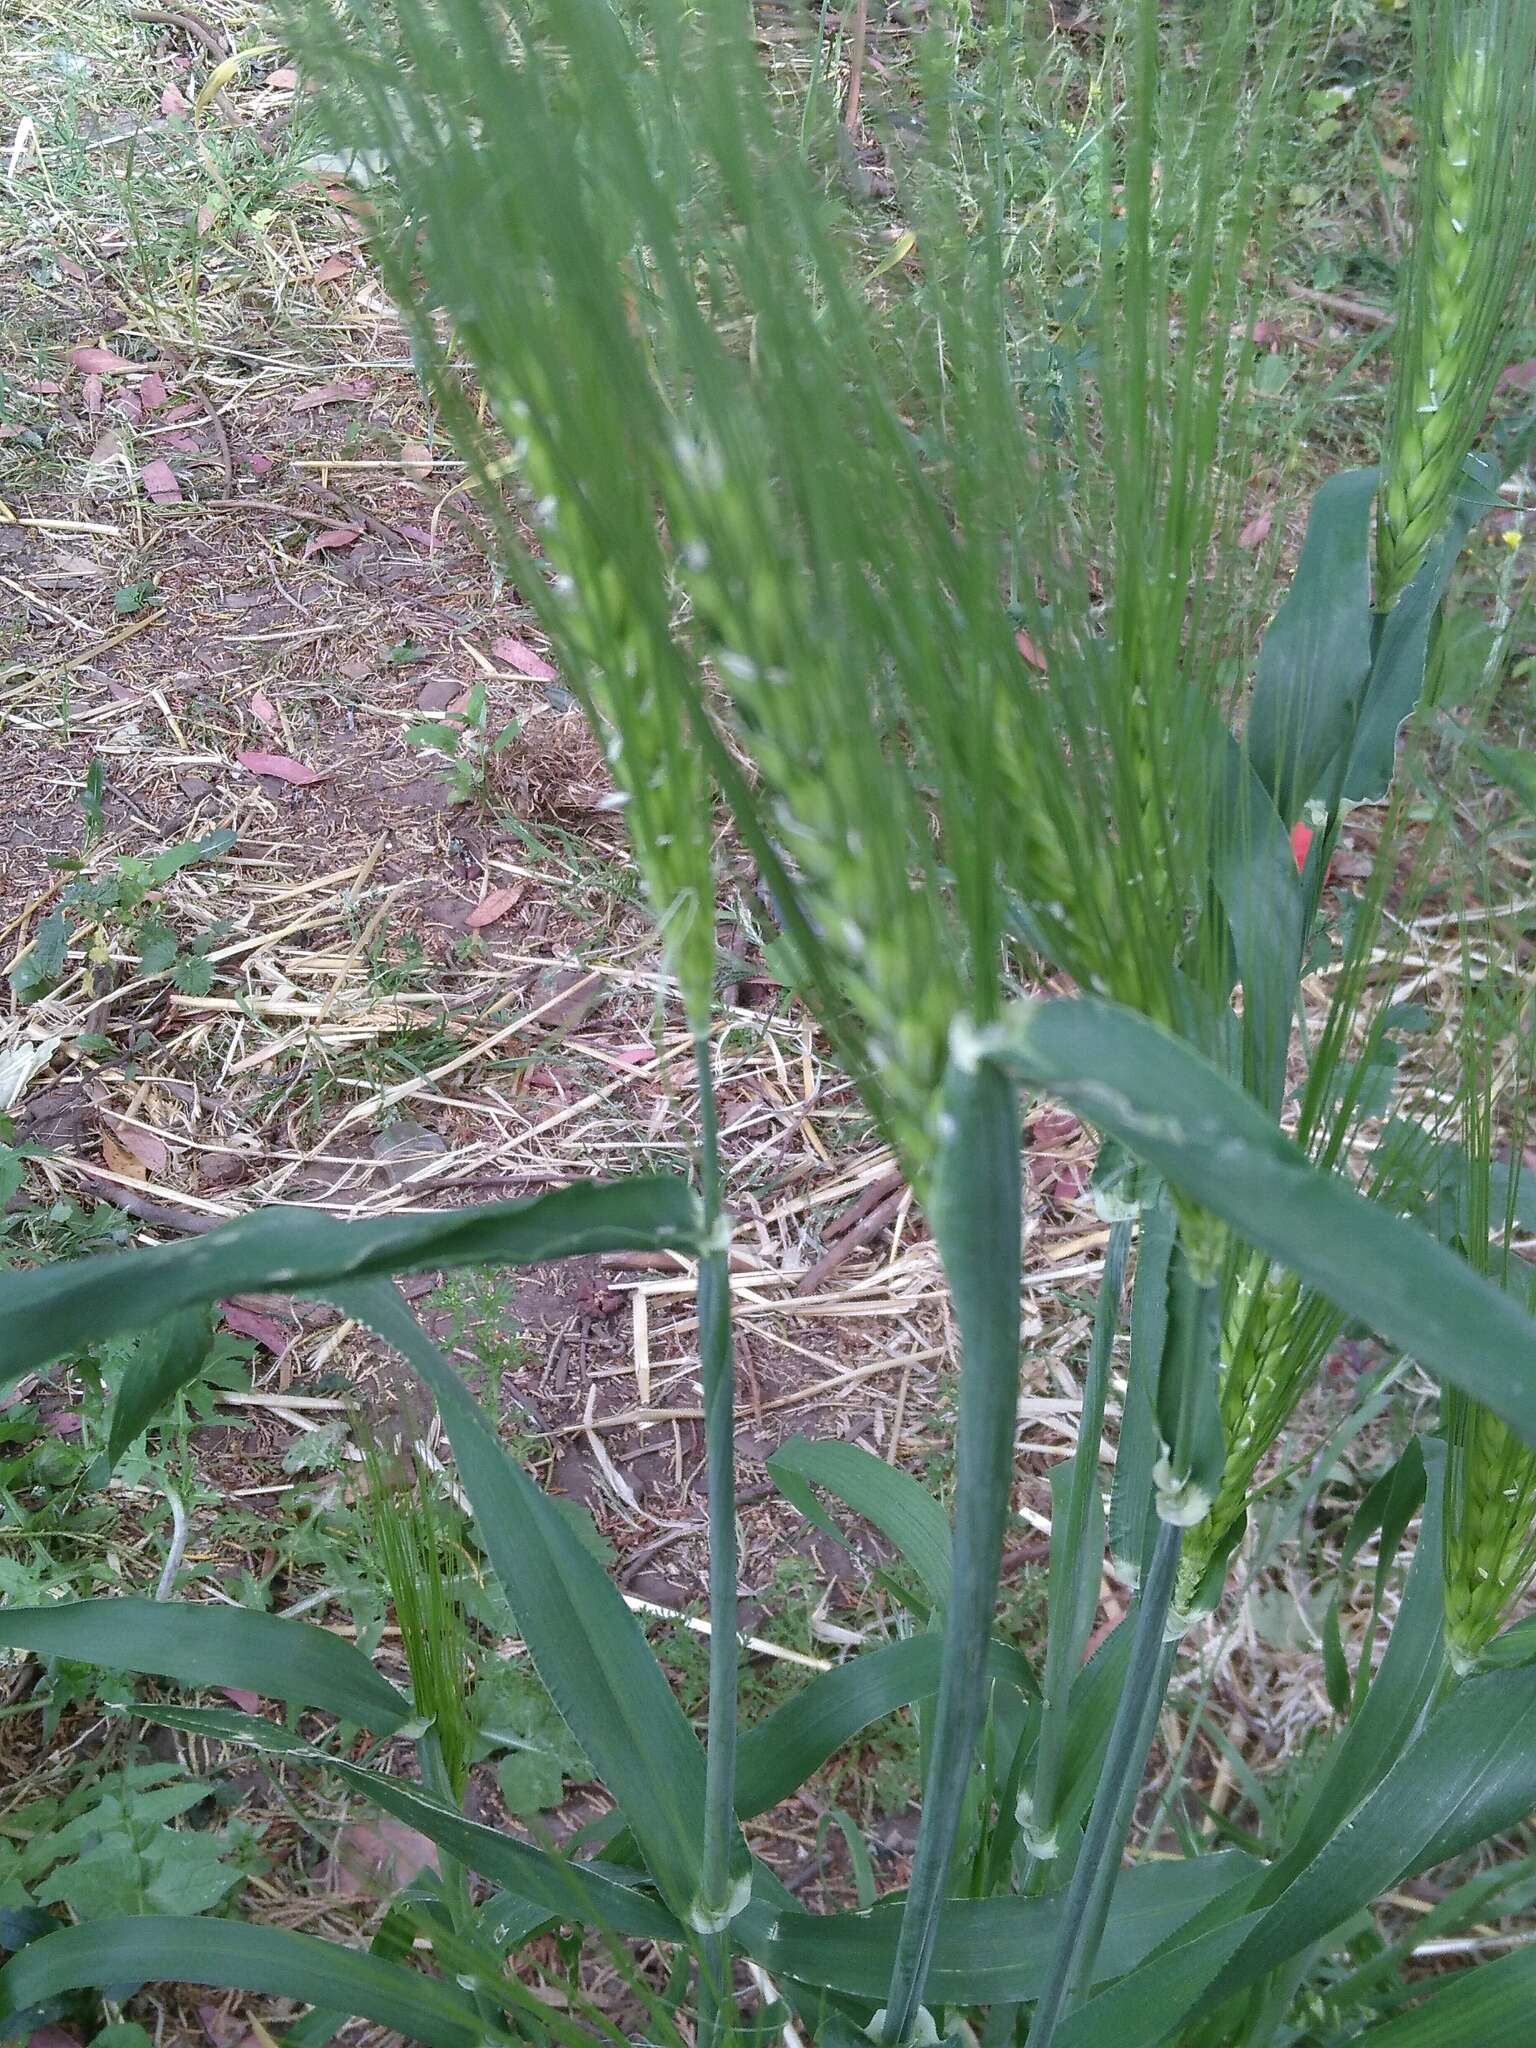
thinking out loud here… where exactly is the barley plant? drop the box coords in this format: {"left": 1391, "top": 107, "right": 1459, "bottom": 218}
{"left": 4, "top": 2, "right": 1536, "bottom": 2045}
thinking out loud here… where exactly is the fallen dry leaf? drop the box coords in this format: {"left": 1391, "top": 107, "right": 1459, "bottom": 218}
{"left": 248, "top": 690, "right": 279, "bottom": 728}
{"left": 490, "top": 633, "right": 556, "bottom": 681}
{"left": 1239, "top": 510, "right": 1273, "bottom": 549}
{"left": 161, "top": 81, "right": 191, "bottom": 117}
{"left": 236, "top": 749, "right": 321, "bottom": 785}
{"left": 220, "top": 1687, "right": 261, "bottom": 1713}
{"left": 417, "top": 675, "right": 469, "bottom": 713}
{"left": 221, "top": 1303, "right": 290, "bottom": 1355}
{"left": 327, "top": 1816, "right": 440, "bottom": 1895}
{"left": 1498, "top": 359, "right": 1536, "bottom": 392}
{"left": 312, "top": 253, "right": 355, "bottom": 283}
{"left": 103, "top": 1120, "right": 169, "bottom": 1178}
{"left": 301, "top": 524, "right": 361, "bottom": 558}
{"left": 87, "top": 430, "right": 124, "bottom": 468}
{"left": 465, "top": 884, "right": 526, "bottom": 929}
{"left": 290, "top": 378, "right": 371, "bottom": 411}
{"left": 68, "top": 344, "right": 137, "bottom": 374}
{"left": 196, "top": 203, "right": 218, "bottom": 235}
{"left": 1014, "top": 627, "right": 1048, "bottom": 672}
{"left": 244, "top": 450, "right": 274, "bottom": 476}
{"left": 399, "top": 439, "right": 433, "bottom": 480}
{"left": 102, "top": 1129, "right": 150, "bottom": 1182}
{"left": 82, "top": 373, "right": 103, "bottom": 417}
{"left": 138, "top": 370, "right": 167, "bottom": 411}
{"left": 265, "top": 65, "right": 298, "bottom": 88}
{"left": 141, "top": 457, "right": 182, "bottom": 504}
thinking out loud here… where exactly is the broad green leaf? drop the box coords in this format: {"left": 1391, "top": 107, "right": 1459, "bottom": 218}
{"left": 766, "top": 1437, "right": 952, "bottom": 1609}
{"left": 105, "top": 1699, "right": 311, "bottom": 1756}
{"left": 734, "top": 1634, "right": 1035, "bottom": 1820}
{"left": 1077, "top": 1661, "right": 1536, "bottom": 2048}
{"left": 742, "top": 1852, "right": 1253, "bottom": 2002}
{"left": 2, "top": 1175, "right": 698, "bottom": 1384}
{"left": 0, "top": 1599, "right": 410, "bottom": 1731}
{"left": 1052, "top": 1912, "right": 1260, "bottom": 2048}
{"left": 1245, "top": 467, "right": 1376, "bottom": 821}
{"left": 983, "top": 999, "right": 1536, "bottom": 1447}
{"left": 1342, "top": 455, "right": 1496, "bottom": 802}
{"left": 1151, "top": 1239, "right": 1224, "bottom": 1527}
{"left": 1357, "top": 1945, "right": 1536, "bottom": 2046}
{"left": 1205, "top": 1662, "right": 1536, "bottom": 2005}
{"left": 146, "top": 828, "right": 237, "bottom": 883}
{"left": 878, "top": 1052, "right": 1022, "bottom": 2039}
{"left": 0, "top": 1918, "right": 495, "bottom": 2048}
{"left": 1266, "top": 1440, "right": 1443, "bottom": 1882}
{"left": 108, "top": 1305, "right": 216, "bottom": 1464}
{"left": 1211, "top": 744, "right": 1304, "bottom": 1115}
{"left": 1067, "top": 1447, "right": 1449, "bottom": 2046}
{"left": 1472, "top": 737, "right": 1536, "bottom": 815}
{"left": 321, "top": 1757, "right": 683, "bottom": 1942}
{"left": 1108, "top": 1202, "right": 1172, "bottom": 1580}
{"left": 332, "top": 1277, "right": 737, "bottom": 1924}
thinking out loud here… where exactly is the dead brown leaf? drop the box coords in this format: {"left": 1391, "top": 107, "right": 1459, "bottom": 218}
{"left": 466, "top": 884, "right": 526, "bottom": 929}
{"left": 236, "top": 749, "right": 321, "bottom": 785}
{"left": 490, "top": 632, "right": 556, "bottom": 681}
{"left": 290, "top": 378, "right": 371, "bottom": 411}
{"left": 140, "top": 457, "right": 182, "bottom": 504}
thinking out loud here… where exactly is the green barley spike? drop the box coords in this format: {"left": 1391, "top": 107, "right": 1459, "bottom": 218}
{"left": 1377, "top": 0, "right": 1536, "bottom": 610}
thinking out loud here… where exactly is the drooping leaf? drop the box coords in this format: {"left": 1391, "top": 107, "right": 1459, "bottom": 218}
{"left": 0, "top": 1919, "right": 494, "bottom": 2048}
{"left": 320, "top": 1758, "right": 683, "bottom": 1942}
{"left": 1342, "top": 454, "right": 1498, "bottom": 802}
{"left": 734, "top": 1634, "right": 1034, "bottom": 1820}
{"left": 984, "top": 999, "right": 1536, "bottom": 1446}
{"left": 108, "top": 1305, "right": 218, "bottom": 1464}
{"left": 0, "top": 1175, "right": 698, "bottom": 1384}
{"left": 0, "top": 1600, "right": 411, "bottom": 1732}
{"left": 766, "top": 1437, "right": 952, "bottom": 1609}
{"left": 1353, "top": 1926, "right": 1536, "bottom": 2043}
{"left": 1245, "top": 466, "right": 1377, "bottom": 821}
{"left": 332, "top": 1277, "right": 737, "bottom": 1924}
{"left": 742, "top": 1851, "right": 1254, "bottom": 2003}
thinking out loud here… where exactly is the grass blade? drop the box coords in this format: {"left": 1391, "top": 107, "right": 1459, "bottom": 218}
{"left": 319, "top": 1759, "right": 684, "bottom": 1943}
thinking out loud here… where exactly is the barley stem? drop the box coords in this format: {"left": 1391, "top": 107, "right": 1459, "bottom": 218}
{"left": 1020, "top": 1221, "right": 1131, "bottom": 1868}
{"left": 1023, "top": 1518, "right": 1182, "bottom": 2047}
{"left": 880, "top": 1043, "right": 1022, "bottom": 2044}
{"left": 694, "top": 1029, "right": 741, "bottom": 2044}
